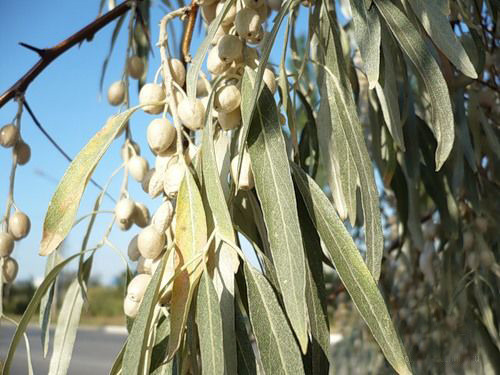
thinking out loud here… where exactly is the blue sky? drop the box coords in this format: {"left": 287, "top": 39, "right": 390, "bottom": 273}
{"left": 0, "top": 1, "right": 308, "bottom": 284}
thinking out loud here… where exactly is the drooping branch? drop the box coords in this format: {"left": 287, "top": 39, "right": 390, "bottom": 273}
{"left": 0, "top": 0, "right": 142, "bottom": 109}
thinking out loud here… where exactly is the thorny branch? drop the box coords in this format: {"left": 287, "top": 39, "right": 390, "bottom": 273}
{"left": 0, "top": 0, "right": 143, "bottom": 108}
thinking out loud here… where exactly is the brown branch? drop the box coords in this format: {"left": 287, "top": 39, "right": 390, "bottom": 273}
{"left": 181, "top": 2, "right": 199, "bottom": 65}
{"left": 0, "top": 0, "right": 142, "bottom": 109}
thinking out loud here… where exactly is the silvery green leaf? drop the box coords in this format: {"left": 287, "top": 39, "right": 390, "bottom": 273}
{"left": 122, "top": 255, "right": 167, "bottom": 375}
{"left": 150, "top": 316, "right": 172, "bottom": 375}
{"left": 247, "top": 84, "right": 309, "bottom": 352}
{"left": 408, "top": 0, "right": 478, "bottom": 79}
{"left": 291, "top": 164, "right": 412, "bottom": 375}
{"left": 195, "top": 271, "right": 225, "bottom": 375}
{"left": 350, "top": 0, "right": 381, "bottom": 88}
{"left": 375, "top": 0, "right": 455, "bottom": 171}
{"left": 235, "top": 306, "right": 257, "bottom": 375}
{"left": 317, "top": 3, "right": 383, "bottom": 280}
{"left": 244, "top": 264, "right": 305, "bottom": 374}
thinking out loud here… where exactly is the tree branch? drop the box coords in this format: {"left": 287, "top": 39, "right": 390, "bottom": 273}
{"left": 0, "top": 0, "right": 142, "bottom": 109}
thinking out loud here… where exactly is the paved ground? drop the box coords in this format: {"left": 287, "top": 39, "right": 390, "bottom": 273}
{"left": 0, "top": 324, "right": 126, "bottom": 374}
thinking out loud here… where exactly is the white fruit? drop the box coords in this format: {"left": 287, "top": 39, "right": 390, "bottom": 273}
{"left": 211, "top": 25, "right": 228, "bottom": 46}
{"left": 196, "top": 77, "right": 209, "bottom": 97}
{"left": 216, "top": 1, "right": 236, "bottom": 26}
{"left": 123, "top": 296, "right": 140, "bottom": 318}
{"left": 139, "top": 83, "right": 166, "bottom": 114}
{"left": 219, "top": 107, "right": 241, "bottom": 130}
{"left": 215, "top": 85, "right": 241, "bottom": 113}
{"left": 0, "top": 231, "right": 15, "bottom": 257}
{"left": 147, "top": 170, "right": 164, "bottom": 198}
{"left": 246, "top": 26, "right": 264, "bottom": 44}
{"left": 218, "top": 35, "right": 243, "bottom": 63}
{"left": 121, "top": 140, "right": 140, "bottom": 162}
{"left": 2, "top": 257, "right": 18, "bottom": 284}
{"left": 127, "top": 274, "right": 151, "bottom": 302}
{"left": 14, "top": 141, "right": 31, "bottom": 165}
{"left": 207, "top": 46, "right": 230, "bottom": 75}
{"left": 8, "top": 211, "right": 31, "bottom": 240}
{"left": 243, "top": 0, "right": 264, "bottom": 9}
{"left": 152, "top": 200, "right": 174, "bottom": 233}
{"left": 115, "top": 198, "right": 136, "bottom": 230}
{"left": 263, "top": 68, "right": 276, "bottom": 94}
{"left": 163, "top": 162, "right": 185, "bottom": 197}
{"left": 0, "top": 124, "right": 19, "bottom": 148}
{"left": 166, "top": 58, "right": 186, "bottom": 87}
{"left": 141, "top": 168, "right": 155, "bottom": 194}
{"left": 147, "top": 118, "right": 176, "bottom": 154}
{"left": 138, "top": 226, "right": 165, "bottom": 259}
{"left": 128, "top": 235, "right": 141, "bottom": 261}
{"left": 107, "top": 81, "right": 126, "bottom": 106}
{"left": 133, "top": 203, "right": 150, "bottom": 228}
{"left": 127, "top": 56, "right": 145, "bottom": 79}
{"left": 128, "top": 155, "right": 149, "bottom": 182}
{"left": 235, "top": 8, "right": 261, "bottom": 41}
{"left": 178, "top": 98, "right": 205, "bottom": 130}
{"left": 267, "top": 0, "right": 282, "bottom": 11}
{"left": 231, "top": 151, "right": 254, "bottom": 190}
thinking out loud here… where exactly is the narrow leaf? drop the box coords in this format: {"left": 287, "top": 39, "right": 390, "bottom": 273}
{"left": 235, "top": 305, "right": 257, "bottom": 375}
{"left": 150, "top": 316, "right": 173, "bottom": 375}
{"left": 244, "top": 264, "right": 305, "bottom": 374}
{"left": 291, "top": 163, "right": 412, "bottom": 375}
{"left": 40, "top": 107, "right": 139, "bottom": 256}
{"left": 247, "top": 84, "right": 309, "bottom": 352}
{"left": 195, "top": 271, "right": 225, "bottom": 375}
{"left": 375, "top": 0, "right": 455, "bottom": 170}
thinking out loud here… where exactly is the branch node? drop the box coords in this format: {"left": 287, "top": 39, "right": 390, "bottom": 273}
{"left": 19, "top": 42, "right": 46, "bottom": 57}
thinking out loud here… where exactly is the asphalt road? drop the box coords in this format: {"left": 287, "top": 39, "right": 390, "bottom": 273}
{"left": 0, "top": 324, "right": 126, "bottom": 374}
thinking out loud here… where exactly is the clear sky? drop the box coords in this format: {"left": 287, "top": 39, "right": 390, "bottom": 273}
{"left": 0, "top": 1, "right": 312, "bottom": 285}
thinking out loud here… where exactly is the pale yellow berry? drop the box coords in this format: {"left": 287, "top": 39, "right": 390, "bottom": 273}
{"left": 123, "top": 296, "right": 141, "bottom": 318}
{"left": 14, "top": 140, "right": 31, "bottom": 165}
{"left": 2, "top": 257, "right": 18, "bottom": 284}
{"left": 107, "top": 81, "right": 126, "bottom": 106}
{"left": 163, "top": 162, "right": 185, "bottom": 197}
{"left": 152, "top": 200, "right": 174, "bottom": 233}
{"left": 196, "top": 78, "right": 209, "bottom": 97}
{"left": 178, "top": 98, "right": 205, "bottom": 130}
{"left": 127, "top": 56, "right": 145, "bottom": 79}
{"left": 218, "top": 35, "right": 243, "bottom": 63}
{"left": 8, "top": 211, "right": 31, "bottom": 240}
{"left": 215, "top": 84, "right": 241, "bottom": 113}
{"left": 139, "top": 83, "right": 166, "bottom": 114}
{"left": 147, "top": 170, "right": 164, "bottom": 198}
{"left": 263, "top": 68, "right": 277, "bottom": 94}
{"left": 127, "top": 274, "right": 151, "bottom": 302}
{"left": 138, "top": 225, "right": 165, "bottom": 259}
{"left": 166, "top": 59, "right": 186, "bottom": 87}
{"left": 207, "top": 46, "right": 230, "bottom": 75}
{"left": 128, "top": 235, "right": 141, "bottom": 262}
{"left": 235, "top": 8, "right": 261, "bottom": 41}
{"left": 128, "top": 155, "right": 149, "bottom": 182}
{"left": 243, "top": 0, "right": 265, "bottom": 9}
{"left": 0, "top": 124, "right": 19, "bottom": 148}
{"left": 219, "top": 107, "right": 242, "bottom": 130}
{"left": 0, "top": 231, "right": 15, "bottom": 257}
{"left": 216, "top": 1, "right": 237, "bottom": 26}
{"left": 147, "top": 118, "right": 176, "bottom": 154}
{"left": 115, "top": 198, "right": 136, "bottom": 230}
{"left": 231, "top": 151, "right": 254, "bottom": 190}
{"left": 133, "top": 202, "right": 150, "bottom": 228}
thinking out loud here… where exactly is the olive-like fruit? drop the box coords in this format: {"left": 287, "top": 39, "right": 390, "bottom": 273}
{"left": 235, "top": 8, "right": 261, "bottom": 41}
{"left": 218, "top": 35, "right": 243, "bottom": 63}
{"left": 178, "top": 98, "right": 205, "bottom": 130}
{"left": 138, "top": 225, "right": 165, "bottom": 259}
{"left": 207, "top": 46, "right": 230, "bottom": 75}
{"left": 123, "top": 295, "right": 140, "bottom": 318}
{"left": 166, "top": 58, "right": 186, "bottom": 87}
{"left": 163, "top": 162, "right": 185, "bottom": 197}
{"left": 9, "top": 211, "right": 31, "bottom": 240}
{"left": 115, "top": 198, "right": 136, "bottom": 230}
{"left": 201, "top": 2, "right": 217, "bottom": 23}
{"left": 107, "top": 81, "right": 126, "bottom": 106}
{"left": 2, "top": 257, "right": 18, "bottom": 284}
{"left": 244, "top": 0, "right": 265, "bottom": 9}
{"left": 133, "top": 202, "right": 150, "bottom": 228}
{"left": 128, "top": 155, "right": 149, "bottom": 182}
{"left": 127, "top": 273, "right": 151, "bottom": 302}
{"left": 147, "top": 118, "right": 176, "bottom": 154}
{"left": 128, "top": 235, "right": 141, "bottom": 262}
{"left": 152, "top": 200, "right": 174, "bottom": 233}
{"left": 215, "top": 85, "right": 241, "bottom": 114}
{"left": 0, "top": 124, "right": 19, "bottom": 148}
{"left": 231, "top": 151, "right": 254, "bottom": 190}
{"left": 14, "top": 140, "right": 31, "bottom": 165}
{"left": 218, "top": 107, "right": 241, "bottom": 130}
{"left": 127, "top": 56, "right": 145, "bottom": 79}
{"left": 0, "top": 231, "right": 15, "bottom": 257}
{"left": 139, "top": 83, "right": 166, "bottom": 114}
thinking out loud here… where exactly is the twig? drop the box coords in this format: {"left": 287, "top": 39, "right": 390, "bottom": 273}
{"left": 23, "top": 100, "right": 116, "bottom": 202}
{"left": 181, "top": 2, "right": 199, "bottom": 65}
{"left": 0, "top": 0, "right": 142, "bottom": 108}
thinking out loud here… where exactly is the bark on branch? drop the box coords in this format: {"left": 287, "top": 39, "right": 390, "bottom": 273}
{"left": 0, "top": 0, "right": 142, "bottom": 109}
